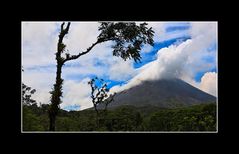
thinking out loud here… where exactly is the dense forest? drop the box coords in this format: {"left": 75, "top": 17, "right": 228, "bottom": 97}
{"left": 23, "top": 103, "right": 216, "bottom": 132}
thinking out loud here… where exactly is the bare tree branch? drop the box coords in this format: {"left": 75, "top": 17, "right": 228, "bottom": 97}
{"left": 63, "top": 40, "right": 104, "bottom": 63}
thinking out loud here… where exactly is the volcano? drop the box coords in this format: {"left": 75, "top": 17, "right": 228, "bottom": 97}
{"left": 103, "top": 78, "right": 216, "bottom": 109}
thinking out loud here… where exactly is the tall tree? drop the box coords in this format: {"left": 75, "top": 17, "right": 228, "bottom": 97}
{"left": 49, "top": 22, "right": 154, "bottom": 131}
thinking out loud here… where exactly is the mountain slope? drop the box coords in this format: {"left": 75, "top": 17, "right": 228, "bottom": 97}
{"left": 104, "top": 78, "right": 216, "bottom": 109}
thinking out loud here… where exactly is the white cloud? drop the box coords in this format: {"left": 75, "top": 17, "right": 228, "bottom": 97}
{"left": 32, "top": 90, "right": 52, "bottom": 105}
{"left": 110, "top": 40, "right": 193, "bottom": 93}
{"left": 199, "top": 72, "right": 217, "bottom": 96}
{"left": 133, "top": 40, "right": 192, "bottom": 80}
{"left": 148, "top": 22, "right": 191, "bottom": 43}
{"left": 22, "top": 22, "right": 58, "bottom": 68}
{"left": 61, "top": 78, "right": 93, "bottom": 110}
{"left": 161, "top": 22, "right": 217, "bottom": 81}
{"left": 22, "top": 69, "right": 55, "bottom": 105}
{"left": 64, "top": 22, "right": 101, "bottom": 55}
{"left": 141, "top": 44, "right": 154, "bottom": 53}
{"left": 23, "top": 69, "right": 94, "bottom": 110}
{"left": 108, "top": 58, "right": 136, "bottom": 81}
{"left": 190, "top": 22, "right": 217, "bottom": 43}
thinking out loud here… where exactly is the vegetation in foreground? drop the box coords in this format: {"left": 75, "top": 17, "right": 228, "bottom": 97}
{"left": 23, "top": 103, "right": 216, "bottom": 132}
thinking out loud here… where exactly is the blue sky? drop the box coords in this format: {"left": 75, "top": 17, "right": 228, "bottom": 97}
{"left": 194, "top": 67, "right": 216, "bottom": 82}
{"left": 165, "top": 23, "right": 191, "bottom": 32}
{"left": 22, "top": 22, "right": 217, "bottom": 111}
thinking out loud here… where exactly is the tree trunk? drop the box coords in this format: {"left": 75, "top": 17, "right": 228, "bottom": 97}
{"left": 49, "top": 115, "right": 56, "bottom": 131}
{"left": 49, "top": 62, "right": 63, "bottom": 131}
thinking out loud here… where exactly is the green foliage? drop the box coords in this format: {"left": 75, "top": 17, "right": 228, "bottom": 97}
{"left": 98, "top": 22, "right": 154, "bottom": 62}
{"left": 23, "top": 105, "right": 44, "bottom": 131}
{"left": 22, "top": 83, "right": 36, "bottom": 106}
{"left": 98, "top": 106, "right": 143, "bottom": 131}
{"left": 23, "top": 101, "right": 216, "bottom": 132}
{"left": 147, "top": 103, "right": 216, "bottom": 131}
{"left": 55, "top": 117, "right": 78, "bottom": 131}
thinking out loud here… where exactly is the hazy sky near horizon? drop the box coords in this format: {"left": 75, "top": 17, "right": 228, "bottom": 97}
{"left": 22, "top": 22, "right": 217, "bottom": 111}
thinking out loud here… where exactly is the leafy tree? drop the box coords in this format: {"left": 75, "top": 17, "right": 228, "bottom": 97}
{"left": 22, "top": 68, "right": 36, "bottom": 106}
{"left": 22, "top": 83, "right": 36, "bottom": 105}
{"left": 48, "top": 22, "right": 154, "bottom": 131}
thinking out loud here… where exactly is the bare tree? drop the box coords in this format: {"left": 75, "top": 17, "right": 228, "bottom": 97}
{"left": 88, "top": 77, "right": 116, "bottom": 127}
{"left": 88, "top": 77, "right": 116, "bottom": 113}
